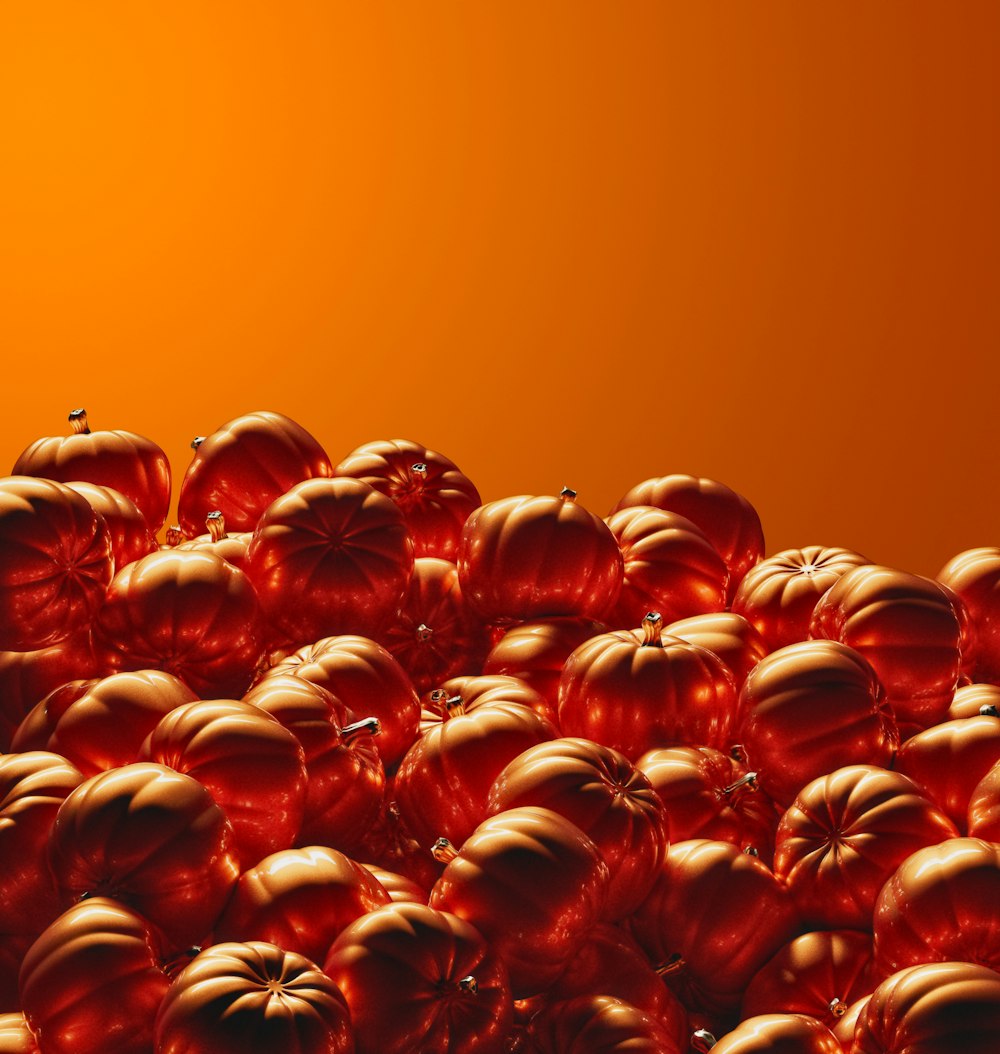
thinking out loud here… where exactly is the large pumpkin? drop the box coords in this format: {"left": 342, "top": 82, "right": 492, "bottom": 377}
{"left": 937, "top": 547, "right": 1000, "bottom": 685}
{"left": 706, "top": 1014, "right": 841, "bottom": 1054}
{"left": 664, "top": 612, "right": 769, "bottom": 691}
{"left": 63, "top": 482, "right": 157, "bottom": 569}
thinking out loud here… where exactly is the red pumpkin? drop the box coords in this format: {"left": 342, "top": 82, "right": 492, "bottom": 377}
{"left": 482, "top": 617, "right": 608, "bottom": 716}
{"left": 261, "top": 635, "right": 420, "bottom": 770}
{"left": 851, "top": 961, "right": 1000, "bottom": 1054}
{"left": 486, "top": 737, "right": 668, "bottom": 919}
{"left": 742, "top": 930, "right": 875, "bottom": 1028}
{"left": 95, "top": 549, "right": 261, "bottom": 698}
{"left": 47, "top": 762, "right": 240, "bottom": 948}
{"left": 175, "top": 510, "right": 252, "bottom": 570}
{"left": 527, "top": 995, "right": 685, "bottom": 1054}
{"left": 0, "top": 478, "right": 114, "bottom": 652}
{"left": 13, "top": 409, "right": 170, "bottom": 531}
{"left": 457, "top": 490, "right": 624, "bottom": 625}
{"left": 948, "top": 682, "right": 1000, "bottom": 720}
{"left": 611, "top": 474, "right": 764, "bottom": 602}
{"left": 353, "top": 801, "right": 441, "bottom": 894}
{"left": 809, "top": 565, "right": 963, "bottom": 730}
{"left": 394, "top": 691, "right": 556, "bottom": 848}
{"left": 244, "top": 674, "right": 385, "bottom": 852}
{"left": 429, "top": 807, "right": 609, "bottom": 998}
{"left": 558, "top": 614, "right": 737, "bottom": 761}
{"left": 736, "top": 641, "right": 898, "bottom": 807}
{"left": 334, "top": 439, "right": 481, "bottom": 561}
{"left": 604, "top": 506, "right": 729, "bottom": 628}
{"left": 0, "top": 1014, "right": 37, "bottom": 1053}
{"left": 0, "top": 752, "right": 84, "bottom": 936}
{"left": 63, "top": 482, "right": 157, "bottom": 568}
{"left": 873, "top": 837, "right": 1000, "bottom": 975}
{"left": 177, "top": 410, "right": 332, "bottom": 536}
{"left": 325, "top": 901, "right": 512, "bottom": 1054}
{"left": 732, "top": 546, "right": 869, "bottom": 652}
{"left": 636, "top": 746, "right": 779, "bottom": 861}
{"left": 19, "top": 898, "right": 170, "bottom": 1054}
{"left": 155, "top": 942, "right": 354, "bottom": 1054}
{"left": 215, "top": 846, "right": 390, "bottom": 966}
{"left": 967, "top": 760, "right": 1000, "bottom": 840}
{"left": 357, "top": 863, "right": 426, "bottom": 905}
{"left": 664, "top": 612, "right": 769, "bottom": 691}
{"left": 773, "top": 766, "right": 958, "bottom": 930}
{"left": 628, "top": 839, "right": 799, "bottom": 1017}
{"left": 937, "top": 547, "right": 1000, "bottom": 685}
{"left": 140, "top": 698, "right": 308, "bottom": 868}
{"left": 419, "top": 674, "right": 556, "bottom": 730}
{"left": 379, "top": 558, "right": 488, "bottom": 692}
{"left": 707, "top": 1014, "right": 841, "bottom": 1054}
{"left": 12, "top": 670, "right": 197, "bottom": 776}
{"left": 894, "top": 714, "right": 1000, "bottom": 830}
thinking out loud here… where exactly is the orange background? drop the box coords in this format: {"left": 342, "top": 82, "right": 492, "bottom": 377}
{"left": 0, "top": 3, "right": 997, "bottom": 576}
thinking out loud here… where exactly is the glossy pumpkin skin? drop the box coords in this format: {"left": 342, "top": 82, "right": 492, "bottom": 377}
{"left": 732, "top": 546, "right": 869, "bottom": 653}
{"left": 948, "top": 682, "right": 1000, "bottom": 720}
{"left": 709, "top": 1014, "right": 841, "bottom": 1054}
{"left": 175, "top": 511, "right": 252, "bottom": 571}
{"left": 420, "top": 675, "right": 557, "bottom": 732}
{"left": 0, "top": 752, "right": 84, "bottom": 935}
{"left": 873, "top": 837, "right": 1000, "bottom": 975}
{"left": 894, "top": 715, "right": 1000, "bottom": 830}
{"left": 628, "top": 839, "right": 799, "bottom": 1016}
{"left": 636, "top": 746, "right": 779, "bottom": 862}
{"left": 558, "top": 619, "right": 738, "bottom": 761}
{"left": 247, "top": 477, "right": 414, "bottom": 648}
{"left": 140, "top": 698, "right": 308, "bottom": 868}
{"left": 19, "top": 897, "right": 170, "bottom": 1054}
{"left": 95, "top": 549, "right": 261, "bottom": 699}
{"left": 937, "top": 548, "right": 1000, "bottom": 684}
{"left": 12, "top": 670, "right": 198, "bottom": 776}
{"left": 429, "top": 807, "right": 609, "bottom": 998}
{"left": 379, "top": 558, "right": 488, "bottom": 693}
{"left": 527, "top": 995, "right": 685, "bottom": 1054}
{"left": 0, "top": 478, "right": 114, "bottom": 653}
{"left": 326, "top": 901, "right": 511, "bottom": 1054}
{"left": 13, "top": 413, "right": 171, "bottom": 531}
{"left": 394, "top": 696, "right": 556, "bottom": 849}
{"left": 605, "top": 506, "right": 729, "bottom": 629}
{"left": 47, "top": 763, "right": 240, "bottom": 949}
{"left": 810, "top": 565, "right": 963, "bottom": 729}
{"left": 611, "top": 474, "right": 765, "bottom": 602}
{"left": 486, "top": 737, "right": 668, "bottom": 919}
{"left": 353, "top": 801, "right": 442, "bottom": 894}
{"left": 357, "top": 863, "right": 426, "bottom": 905}
{"left": 215, "top": 846, "right": 390, "bottom": 966}
{"left": 155, "top": 941, "right": 354, "bottom": 1054}
{"left": 967, "top": 760, "right": 1000, "bottom": 841}
{"left": 178, "top": 410, "right": 333, "bottom": 536}
{"left": 0, "top": 634, "right": 98, "bottom": 751}
{"left": 736, "top": 641, "right": 898, "bottom": 807}
{"left": 262, "top": 635, "right": 420, "bottom": 770}
{"left": 741, "top": 930, "right": 875, "bottom": 1028}
{"left": 243, "top": 674, "right": 385, "bottom": 852}
{"left": 851, "top": 961, "right": 1000, "bottom": 1054}
{"left": 664, "top": 612, "right": 768, "bottom": 691}
{"left": 457, "top": 492, "right": 624, "bottom": 625}
{"left": 63, "top": 482, "right": 157, "bottom": 569}
{"left": 774, "top": 766, "right": 958, "bottom": 930}
{"left": 334, "top": 439, "right": 481, "bottom": 561}
{"left": 482, "top": 618, "right": 608, "bottom": 716}
{"left": 0, "top": 1014, "right": 37, "bottom": 1053}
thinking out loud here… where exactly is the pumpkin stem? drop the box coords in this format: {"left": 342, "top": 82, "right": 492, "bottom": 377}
{"left": 416, "top": 623, "right": 433, "bottom": 643}
{"left": 559, "top": 486, "right": 577, "bottom": 502}
{"left": 457, "top": 975, "right": 478, "bottom": 995}
{"left": 641, "top": 612, "right": 663, "bottom": 647}
{"left": 342, "top": 717, "right": 381, "bottom": 743}
{"left": 191, "top": 436, "right": 206, "bottom": 450}
{"left": 68, "top": 408, "right": 90, "bottom": 435}
{"left": 432, "top": 838, "right": 458, "bottom": 863}
{"left": 430, "top": 689, "right": 465, "bottom": 718}
{"left": 829, "top": 997, "right": 848, "bottom": 1018}
{"left": 206, "top": 511, "right": 226, "bottom": 542}
{"left": 743, "top": 846, "right": 760, "bottom": 857}
{"left": 721, "top": 771, "right": 758, "bottom": 797}
{"left": 691, "top": 1030, "right": 717, "bottom": 1052}
{"left": 411, "top": 462, "right": 428, "bottom": 481}
{"left": 730, "top": 743, "right": 746, "bottom": 763}
{"left": 980, "top": 704, "right": 999, "bottom": 718}
{"left": 165, "top": 525, "right": 184, "bottom": 547}
{"left": 654, "top": 953, "right": 685, "bottom": 977}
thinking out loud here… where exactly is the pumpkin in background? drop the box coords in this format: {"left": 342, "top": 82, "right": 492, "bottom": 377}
{"left": 937, "top": 547, "right": 1000, "bottom": 685}
{"left": 63, "top": 482, "right": 157, "bottom": 569}
{"left": 19, "top": 898, "right": 170, "bottom": 1054}
{"left": 611, "top": 474, "right": 764, "bottom": 602}
{"left": 325, "top": 901, "right": 511, "bottom": 1054}
{"left": 0, "top": 478, "right": 114, "bottom": 653}
{"left": 95, "top": 549, "right": 261, "bottom": 699}
{"left": 558, "top": 613, "right": 737, "bottom": 761}
{"left": 13, "top": 409, "right": 171, "bottom": 532}
{"left": 457, "top": 490, "right": 623, "bottom": 625}
{"left": 247, "top": 477, "right": 413, "bottom": 649}
{"left": 175, "top": 510, "right": 252, "bottom": 570}
{"left": 178, "top": 410, "right": 332, "bottom": 536}
{"left": 664, "top": 612, "right": 769, "bottom": 691}
{"left": 155, "top": 942, "right": 354, "bottom": 1054}
{"left": 732, "top": 545, "right": 869, "bottom": 652}
{"left": 334, "top": 439, "right": 481, "bottom": 561}
{"left": 526, "top": 995, "right": 685, "bottom": 1054}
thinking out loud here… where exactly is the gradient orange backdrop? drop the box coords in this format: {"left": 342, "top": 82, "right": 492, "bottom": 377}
{"left": 1, "top": 3, "right": 997, "bottom": 576}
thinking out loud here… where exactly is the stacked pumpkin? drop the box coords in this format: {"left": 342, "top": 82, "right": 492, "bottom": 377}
{"left": 1, "top": 409, "right": 999, "bottom": 1054}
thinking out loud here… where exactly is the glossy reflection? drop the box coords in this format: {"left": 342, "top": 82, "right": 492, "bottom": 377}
{"left": 938, "top": 547, "right": 1000, "bottom": 685}
{"left": 709, "top": 1013, "right": 841, "bottom": 1053}
{"left": 663, "top": 612, "right": 768, "bottom": 692}
{"left": 528, "top": 995, "right": 684, "bottom": 1054}
{"left": 64, "top": 482, "right": 157, "bottom": 569}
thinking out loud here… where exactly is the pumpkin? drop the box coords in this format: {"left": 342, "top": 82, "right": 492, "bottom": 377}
{"left": 664, "top": 611, "right": 769, "bottom": 691}
{"left": 937, "top": 547, "right": 1000, "bottom": 685}
{"left": 63, "top": 482, "right": 157, "bottom": 568}
{"left": 706, "top": 1014, "right": 841, "bottom": 1054}
{"left": 175, "top": 510, "right": 252, "bottom": 570}
{"left": 526, "top": 995, "right": 685, "bottom": 1054}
